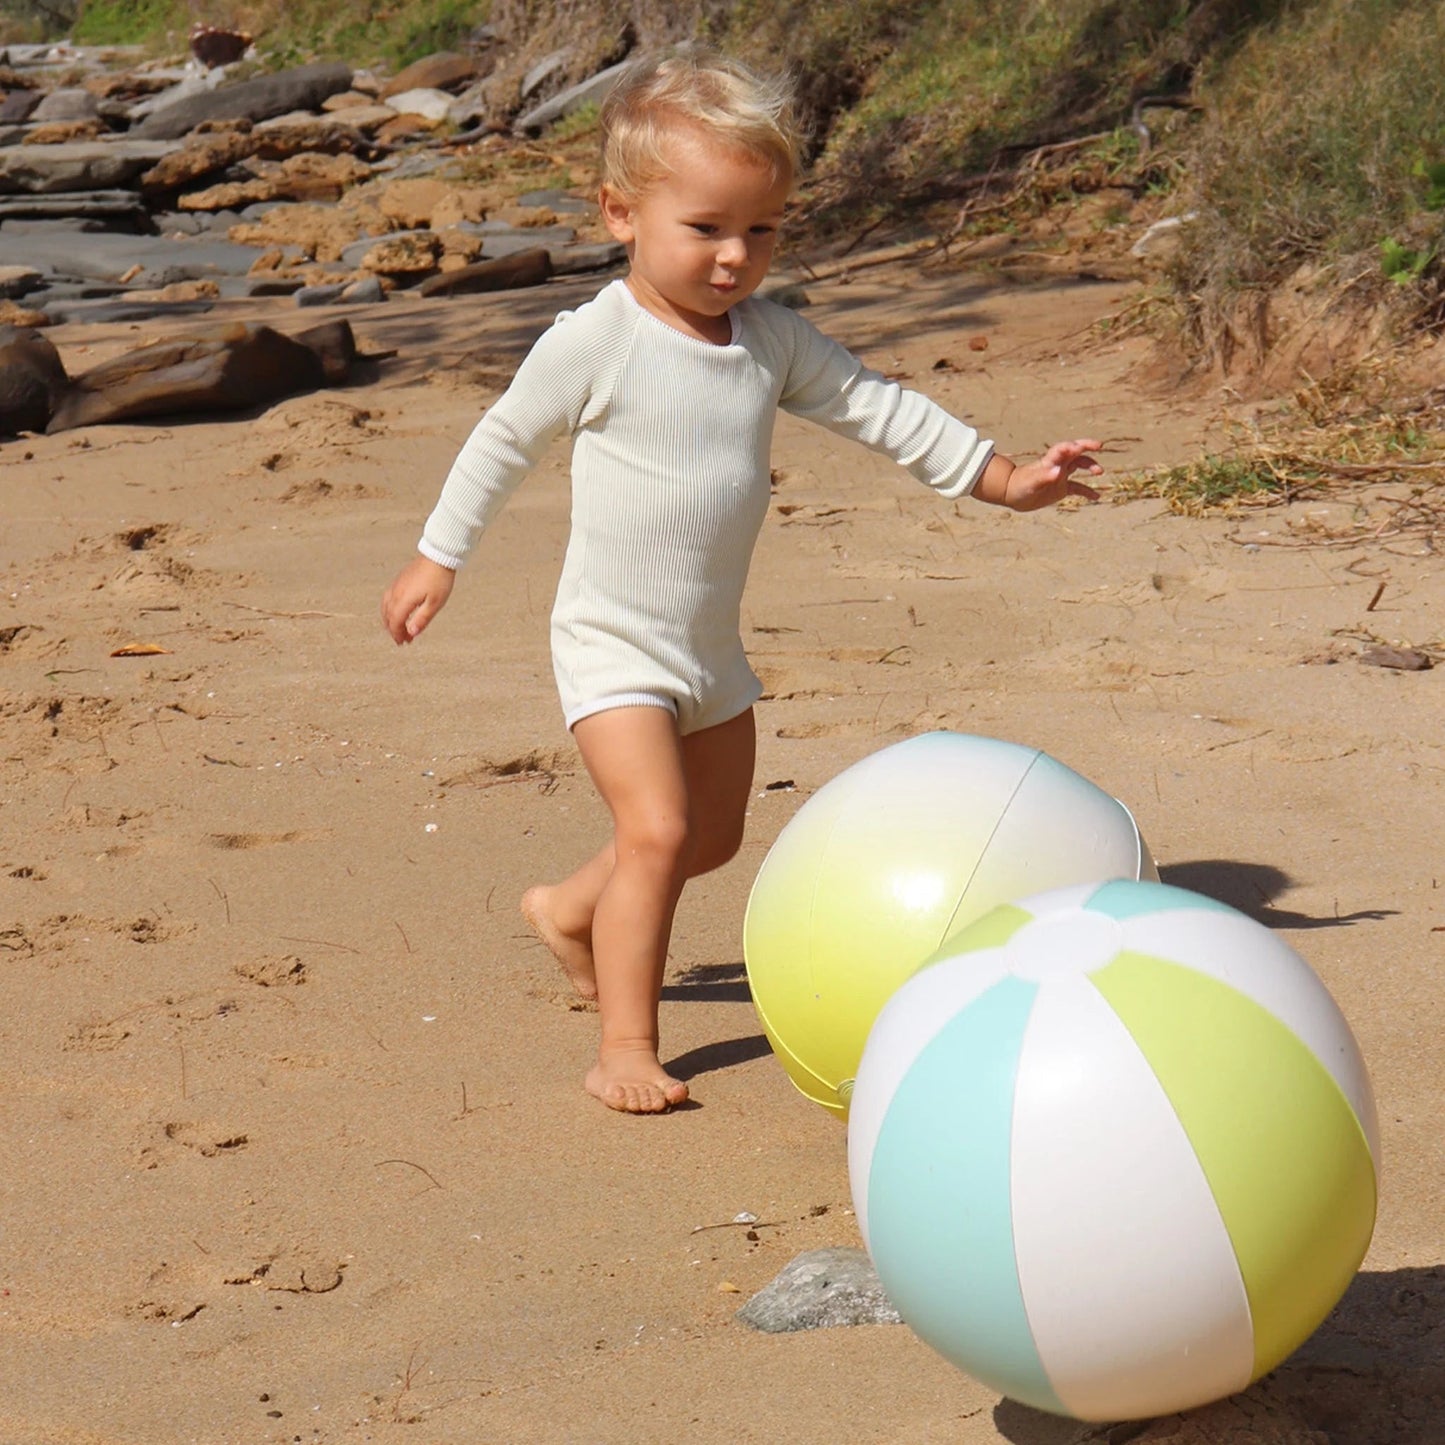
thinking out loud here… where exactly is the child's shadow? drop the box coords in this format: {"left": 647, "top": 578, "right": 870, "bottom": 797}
{"left": 993, "top": 1263, "right": 1445, "bottom": 1444}
{"left": 1158, "top": 859, "right": 1398, "bottom": 930}
{"left": 662, "top": 962, "right": 772, "bottom": 1081}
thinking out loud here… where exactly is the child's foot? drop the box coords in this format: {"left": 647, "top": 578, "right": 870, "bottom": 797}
{"left": 586, "top": 1047, "right": 689, "bottom": 1114}
{"left": 521, "top": 886, "right": 597, "bottom": 1000}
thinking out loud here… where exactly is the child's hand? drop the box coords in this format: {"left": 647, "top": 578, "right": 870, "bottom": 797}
{"left": 381, "top": 555, "right": 456, "bottom": 644}
{"left": 978, "top": 440, "right": 1104, "bottom": 512}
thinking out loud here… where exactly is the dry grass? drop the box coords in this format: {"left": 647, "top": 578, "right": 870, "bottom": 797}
{"left": 1114, "top": 370, "right": 1445, "bottom": 557}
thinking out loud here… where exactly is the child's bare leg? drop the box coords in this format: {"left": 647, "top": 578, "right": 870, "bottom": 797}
{"left": 521, "top": 845, "right": 613, "bottom": 999}
{"left": 570, "top": 705, "right": 755, "bottom": 1113}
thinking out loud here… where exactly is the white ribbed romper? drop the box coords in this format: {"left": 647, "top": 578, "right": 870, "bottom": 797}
{"left": 419, "top": 280, "right": 995, "bottom": 735}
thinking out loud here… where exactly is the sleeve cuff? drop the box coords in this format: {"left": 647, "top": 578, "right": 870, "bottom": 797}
{"left": 418, "top": 537, "right": 466, "bottom": 570}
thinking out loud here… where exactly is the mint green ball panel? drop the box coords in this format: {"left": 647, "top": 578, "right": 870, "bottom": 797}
{"left": 867, "top": 975, "right": 1065, "bottom": 1415}
{"left": 1093, "top": 952, "right": 1378, "bottom": 1380}
{"left": 1085, "top": 878, "right": 1239, "bottom": 921}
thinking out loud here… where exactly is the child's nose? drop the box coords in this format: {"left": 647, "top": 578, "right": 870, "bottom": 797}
{"left": 717, "top": 235, "right": 748, "bottom": 267}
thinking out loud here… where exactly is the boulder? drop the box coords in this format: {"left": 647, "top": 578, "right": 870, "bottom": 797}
{"left": 46, "top": 319, "right": 361, "bottom": 432}
{"left": 417, "top": 248, "right": 552, "bottom": 296}
{"left": 131, "top": 62, "right": 354, "bottom": 141}
{"left": 0, "top": 139, "right": 179, "bottom": 195}
{"left": 0, "top": 324, "right": 68, "bottom": 435}
{"left": 357, "top": 231, "right": 442, "bottom": 277}
{"left": 379, "top": 51, "right": 476, "bottom": 99}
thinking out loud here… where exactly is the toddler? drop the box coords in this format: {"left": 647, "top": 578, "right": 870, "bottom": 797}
{"left": 381, "top": 49, "right": 1103, "bottom": 1114}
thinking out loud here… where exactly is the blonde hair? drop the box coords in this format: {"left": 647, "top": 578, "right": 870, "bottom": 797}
{"left": 599, "top": 48, "right": 803, "bottom": 198}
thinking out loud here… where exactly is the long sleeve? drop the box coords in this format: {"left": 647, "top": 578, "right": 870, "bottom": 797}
{"left": 418, "top": 303, "right": 631, "bottom": 568}
{"left": 773, "top": 306, "right": 994, "bottom": 500}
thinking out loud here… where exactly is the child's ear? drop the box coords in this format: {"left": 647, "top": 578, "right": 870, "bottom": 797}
{"left": 599, "top": 185, "right": 636, "bottom": 244}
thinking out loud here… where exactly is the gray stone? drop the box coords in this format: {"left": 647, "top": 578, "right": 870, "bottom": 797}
{"left": 479, "top": 230, "right": 575, "bottom": 260}
{"left": 295, "top": 282, "right": 348, "bottom": 307}
{"left": 0, "top": 140, "right": 179, "bottom": 196}
{"left": 735, "top": 1248, "right": 902, "bottom": 1333}
{"left": 339, "top": 275, "right": 384, "bottom": 303}
{"left": 0, "top": 190, "right": 151, "bottom": 224}
{"left": 547, "top": 241, "right": 626, "bottom": 276}
{"left": 31, "top": 88, "right": 100, "bottom": 123}
{"left": 131, "top": 62, "right": 353, "bottom": 141}
{"left": 517, "top": 189, "right": 594, "bottom": 214}
{"left": 0, "top": 230, "right": 273, "bottom": 285}
{"left": 0, "top": 91, "right": 41, "bottom": 124}
{"left": 514, "top": 60, "right": 630, "bottom": 136}
{"left": 40, "top": 298, "right": 218, "bottom": 326}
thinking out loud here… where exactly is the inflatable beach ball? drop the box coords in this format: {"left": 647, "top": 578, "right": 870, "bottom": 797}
{"left": 743, "top": 731, "right": 1156, "bottom": 1117}
{"left": 848, "top": 879, "right": 1379, "bottom": 1423}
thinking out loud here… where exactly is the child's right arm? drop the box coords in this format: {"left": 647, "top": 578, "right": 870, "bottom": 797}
{"left": 381, "top": 554, "right": 456, "bottom": 644}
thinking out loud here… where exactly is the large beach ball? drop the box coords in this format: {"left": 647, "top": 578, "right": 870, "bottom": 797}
{"left": 743, "top": 732, "right": 1156, "bottom": 1117}
{"left": 848, "top": 879, "right": 1379, "bottom": 1423}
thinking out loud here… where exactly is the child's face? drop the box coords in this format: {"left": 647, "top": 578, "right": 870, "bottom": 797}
{"left": 600, "top": 124, "right": 791, "bottom": 344}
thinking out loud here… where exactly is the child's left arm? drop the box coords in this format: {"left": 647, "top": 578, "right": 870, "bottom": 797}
{"left": 971, "top": 439, "right": 1104, "bottom": 512}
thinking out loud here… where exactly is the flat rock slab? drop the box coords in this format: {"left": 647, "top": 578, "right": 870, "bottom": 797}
{"left": 735, "top": 1248, "right": 902, "bottom": 1333}
{"left": 132, "top": 61, "right": 353, "bottom": 140}
{"left": 0, "top": 190, "right": 151, "bottom": 223}
{"left": 0, "top": 140, "right": 180, "bottom": 195}
{"left": 0, "top": 230, "right": 271, "bottom": 284}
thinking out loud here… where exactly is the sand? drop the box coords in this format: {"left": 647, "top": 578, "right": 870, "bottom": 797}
{"left": 2, "top": 259, "right": 1442, "bottom": 1445}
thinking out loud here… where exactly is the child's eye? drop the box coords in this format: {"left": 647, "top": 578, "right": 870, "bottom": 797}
{"left": 688, "top": 223, "right": 717, "bottom": 236}
{"left": 750, "top": 224, "right": 777, "bottom": 236}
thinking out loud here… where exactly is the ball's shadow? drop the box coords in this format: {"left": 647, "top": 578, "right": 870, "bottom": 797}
{"left": 1158, "top": 859, "right": 1398, "bottom": 930}
{"left": 991, "top": 1263, "right": 1445, "bottom": 1444}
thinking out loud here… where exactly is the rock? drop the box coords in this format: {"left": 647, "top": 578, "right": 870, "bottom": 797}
{"left": 735, "top": 1248, "right": 902, "bottom": 1333}
{"left": 375, "top": 177, "right": 487, "bottom": 229}
{"left": 46, "top": 319, "right": 361, "bottom": 432}
{"left": 514, "top": 60, "right": 629, "bottom": 136}
{"left": 0, "top": 299, "right": 50, "bottom": 328}
{"left": 41, "top": 297, "right": 218, "bottom": 325}
{"left": 1359, "top": 644, "right": 1433, "bottom": 671}
{"left": 229, "top": 202, "right": 392, "bottom": 264}
{"left": 339, "top": 275, "right": 385, "bottom": 303}
{"left": 0, "top": 324, "right": 68, "bottom": 435}
{"left": 22, "top": 119, "right": 104, "bottom": 146}
{"left": 307, "top": 102, "right": 397, "bottom": 134}
{"left": 132, "top": 62, "right": 354, "bottom": 141}
{"left": 517, "top": 188, "right": 594, "bottom": 214}
{"left": 295, "top": 282, "right": 348, "bottom": 307}
{"left": 358, "top": 231, "right": 442, "bottom": 277}
{"left": 31, "top": 87, "right": 100, "bottom": 123}
{"left": 139, "top": 131, "right": 257, "bottom": 194}
{"left": 0, "top": 189, "right": 150, "bottom": 224}
{"left": 0, "top": 90, "right": 41, "bottom": 124}
{"left": 521, "top": 50, "right": 570, "bottom": 101}
{"left": 0, "top": 263, "right": 44, "bottom": 298}
{"left": 189, "top": 26, "right": 253, "bottom": 70}
{"left": 0, "top": 140, "right": 180, "bottom": 195}
{"left": 380, "top": 52, "right": 476, "bottom": 99}
{"left": 374, "top": 113, "right": 442, "bottom": 146}
{"left": 0, "top": 228, "right": 273, "bottom": 287}
{"left": 177, "top": 152, "right": 374, "bottom": 210}
{"left": 547, "top": 240, "right": 626, "bottom": 276}
{"left": 384, "top": 88, "right": 455, "bottom": 123}
{"left": 416, "top": 248, "right": 552, "bottom": 296}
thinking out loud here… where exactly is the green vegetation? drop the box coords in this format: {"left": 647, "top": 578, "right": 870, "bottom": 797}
{"left": 63, "top": 0, "right": 484, "bottom": 67}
